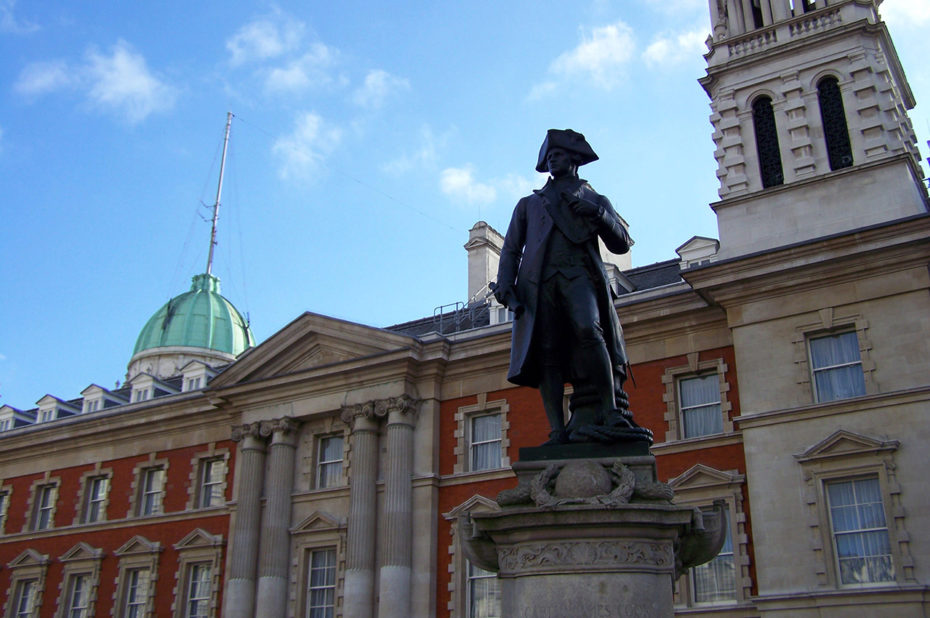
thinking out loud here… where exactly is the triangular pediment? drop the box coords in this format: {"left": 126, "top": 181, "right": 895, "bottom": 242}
{"left": 669, "top": 464, "right": 743, "bottom": 491}
{"left": 8, "top": 548, "right": 49, "bottom": 568}
{"left": 115, "top": 535, "right": 161, "bottom": 556}
{"left": 174, "top": 528, "right": 223, "bottom": 550}
{"left": 60, "top": 542, "right": 103, "bottom": 562}
{"left": 292, "top": 510, "right": 345, "bottom": 534}
{"left": 443, "top": 494, "right": 501, "bottom": 520}
{"left": 796, "top": 429, "right": 899, "bottom": 463}
{"left": 211, "top": 312, "right": 418, "bottom": 386}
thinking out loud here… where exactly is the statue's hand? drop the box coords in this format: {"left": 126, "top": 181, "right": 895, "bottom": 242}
{"left": 490, "top": 282, "right": 524, "bottom": 319}
{"left": 562, "top": 191, "right": 600, "bottom": 218}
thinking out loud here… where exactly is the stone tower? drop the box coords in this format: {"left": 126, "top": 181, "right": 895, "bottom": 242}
{"left": 699, "top": 0, "right": 928, "bottom": 260}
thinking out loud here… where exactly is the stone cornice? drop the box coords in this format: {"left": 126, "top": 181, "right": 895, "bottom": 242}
{"left": 682, "top": 216, "right": 930, "bottom": 307}
{"left": 734, "top": 386, "right": 930, "bottom": 430}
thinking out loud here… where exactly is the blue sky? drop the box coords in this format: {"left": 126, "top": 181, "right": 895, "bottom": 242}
{"left": 1, "top": 0, "right": 928, "bottom": 409}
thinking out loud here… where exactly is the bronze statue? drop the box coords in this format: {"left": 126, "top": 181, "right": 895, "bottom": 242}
{"left": 493, "top": 129, "right": 652, "bottom": 446}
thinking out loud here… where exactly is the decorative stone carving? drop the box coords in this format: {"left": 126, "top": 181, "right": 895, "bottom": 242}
{"left": 230, "top": 422, "right": 262, "bottom": 442}
{"left": 498, "top": 539, "right": 674, "bottom": 575}
{"left": 498, "top": 459, "right": 673, "bottom": 507}
{"left": 259, "top": 417, "right": 296, "bottom": 438}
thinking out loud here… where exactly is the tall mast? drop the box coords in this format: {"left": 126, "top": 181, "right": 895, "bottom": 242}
{"left": 206, "top": 111, "right": 233, "bottom": 276}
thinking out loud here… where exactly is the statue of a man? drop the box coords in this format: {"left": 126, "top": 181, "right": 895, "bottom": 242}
{"left": 493, "top": 129, "right": 651, "bottom": 446}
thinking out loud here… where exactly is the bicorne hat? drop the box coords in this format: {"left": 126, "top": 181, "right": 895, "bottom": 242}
{"left": 535, "top": 129, "right": 599, "bottom": 173}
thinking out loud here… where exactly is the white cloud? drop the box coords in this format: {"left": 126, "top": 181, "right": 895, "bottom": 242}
{"left": 383, "top": 125, "right": 444, "bottom": 175}
{"left": 84, "top": 40, "right": 177, "bottom": 123}
{"left": 0, "top": 0, "right": 38, "bottom": 34}
{"left": 272, "top": 112, "right": 342, "bottom": 181}
{"left": 352, "top": 69, "right": 410, "bottom": 109}
{"left": 643, "top": 28, "right": 707, "bottom": 67}
{"left": 497, "top": 172, "right": 548, "bottom": 201}
{"left": 881, "top": 0, "right": 930, "bottom": 27}
{"left": 440, "top": 166, "right": 497, "bottom": 204}
{"left": 264, "top": 43, "right": 338, "bottom": 93}
{"left": 14, "top": 60, "right": 74, "bottom": 96}
{"left": 13, "top": 40, "right": 175, "bottom": 123}
{"left": 226, "top": 18, "right": 303, "bottom": 65}
{"left": 533, "top": 21, "right": 636, "bottom": 96}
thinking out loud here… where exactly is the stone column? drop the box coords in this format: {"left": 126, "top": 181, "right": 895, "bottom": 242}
{"left": 377, "top": 396, "right": 418, "bottom": 618}
{"left": 341, "top": 402, "right": 383, "bottom": 618}
{"left": 255, "top": 418, "right": 298, "bottom": 618}
{"left": 224, "top": 423, "right": 266, "bottom": 618}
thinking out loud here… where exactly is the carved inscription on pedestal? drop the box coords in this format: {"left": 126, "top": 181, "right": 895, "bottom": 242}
{"left": 498, "top": 539, "right": 673, "bottom": 575}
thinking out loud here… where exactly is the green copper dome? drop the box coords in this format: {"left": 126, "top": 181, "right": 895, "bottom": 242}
{"left": 132, "top": 273, "right": 254, "bottom": 358}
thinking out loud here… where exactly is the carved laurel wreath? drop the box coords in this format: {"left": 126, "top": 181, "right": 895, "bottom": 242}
{"left": 530, "top": 461, "right": 636, "bottom": 508}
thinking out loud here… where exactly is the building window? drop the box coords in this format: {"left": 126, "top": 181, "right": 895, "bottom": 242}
{"left": 316, "top": 436, "right": 344, "bottom": 489}
{"left": 826, "top": 476, "right": 895, "bottom": 585}
{"left": 122, "top": 568, "right": 151, "bottom": 618}
{"left": 809, "top": 331, "right": 866, "bottom": 403}
{"left": 453, "top": 396, "right": 511, "bottom": 474}
{"left": 0, "top": 418, "right": 11, "bottom": 431}
{"left": 197, "top": 459, "right": 225, "bottom": 508}
{"left": 0, "top": 490, "right": 9, "bottom": 534}
{"left": 183, "top": 563, "right": 212, "bottom": 618}
{"left": 306, "top": 548, "right": 337, "bottom": 618}
{"left": 39, "top": 409, "right": 55, "bottom": 423}
{"left": 186, "top": 377, "right": 202, "bottom": 391}
{"left": 470, "top": 413, "right": 502, "bottom": 471}
{"left": 691, "top": 508, "right": 736, "bottom": 604}
{"left": 138, "top": 467, "right": 165, "bottom": 516}
{"left": 752, "top": 95, "right": 784, "bottom": 188}
{"left": 12, "top": 579, "right": 38, "bottom": 617}
{"left": 82, "top": 476, "right": 109, "bottom": 524}
{"left": 63, "top": 573, "right": 91, "bottom": 618}
{"left": 817, "top": 76, "right": 853, "bottom": 171}
{"left": 467, "top": 562, "right": 501, "bottom": 618}
{"left": 32, "top": 484, "right": 57, "bottom": 531}
{"left": 678, "top": 374, "right": 723, "bottom": 438}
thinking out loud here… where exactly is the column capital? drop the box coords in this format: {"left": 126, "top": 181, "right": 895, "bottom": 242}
{"left": 341, "top": 395, "right": 419, "bottom": 428}
{"left": 382, "top": 394, "right": 419, "bottom": 426}
{"left": 259, "top": 417, "right": 299, "bottom": 446}
{"left": 231, "top": 422, "right": 263, "bottom": 442}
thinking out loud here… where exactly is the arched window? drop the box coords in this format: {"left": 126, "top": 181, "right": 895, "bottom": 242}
{"left": 817, "top": 76, "right": 854, "bottom": 171}
{"left": 752, "top": 96, "right": 784, "bottom": 188}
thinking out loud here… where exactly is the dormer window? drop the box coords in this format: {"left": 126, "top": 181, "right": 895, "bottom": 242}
{"left": 186, "top": 377, "right": 202, "bottom": 391}
{"left": 39, "top": 409, "right": 55, "bottom": 423}
{"left": 132, "top": 389, "right": 151, "bottom": 403}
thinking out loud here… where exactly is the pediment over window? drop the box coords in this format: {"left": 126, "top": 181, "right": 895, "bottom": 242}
{"left": 60, "top": 542, "right": 104, "bottom": 562}
{"left": 795, "top": 429, "right": 900, "bottom": 463}
{"left": 114, "top": 535, "right": 161, "bottom": 556}
{"left": 174, "top": 528, "right": 223, "bottom": 550}
{"left": 210, "top": 312, "right": 418, "bottom": 386}
{"left": 292, "top": 510, "right": 345, "bottom": 534}
{"left": 443, "top": 494, "right": 501, "bottom": 520}
{"left": 8, "top": 548, "right": 49, "bottom": 568}
{"left": 669, "top": 464, "right": 744, "bottom": 491}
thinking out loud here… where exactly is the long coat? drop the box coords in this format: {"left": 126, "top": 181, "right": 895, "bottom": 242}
{"left": 496, "top": 177, "right": 632, "bottom": 388}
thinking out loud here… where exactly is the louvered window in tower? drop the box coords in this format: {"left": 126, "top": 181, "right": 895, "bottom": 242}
{"left": 752, "top": 96, "right": 784, "bottom": 188}
{"left": 818, "top": 76, "right": 854, "bottom": 171}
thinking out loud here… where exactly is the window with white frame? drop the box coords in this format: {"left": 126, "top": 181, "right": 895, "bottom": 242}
{"left": 82, "top": 475, "right": 109, "bottom": 524}
{"left": 0, "top": 418, "right": 11, "bottom": 431}
{"left": 662, "top": 356, "right": 732, "bottom": 443}
{"left": 467, "top": 561, "right": 501, "bottom": 618}
{"left": 809, "top": 331, "right": 866, "bottom": 403}
{"left": 826, "top": 476, "right": 894, "bottom": 585}
{"left": 691, "top": 508, "right": 736, "bottom": 604}
{"left": 185, "top": 377, "right": 202, "bottom": 391}
{"left": 197, "top": 459, "right": 225, "bottom": 508}
{"left": 0, "top": 489, "right": 9, "bottom": 534}
{"left": 183, "top": 563, "right": 212, "bottom": 618}
{"left": 678, "top": 374, "right": 723, "bottom": 438}
{"left": 316, "top": 436, "right": 344, "bottom": 489}
{"left": 138, "top": 467, "right": 165, "bottom": 516}
{"left": 469, "top": 413, "right": 502, "bottom": 472}
{"left": 453, "top": 396, "right": 510, "bottom": 475}
{"left": 63, "top": 572, "right": 91, "bottom": 618}
{"left": 39, "top": 409, "right": 55, "bottom": 423}
{"left": 32, "top": 484, "right": 57, "bottom": 531}
{"left": 122, "top": 568, "right": 151, "bottom": 618}
{"left": 306, "top": 548, "right": 337, "bottom": 618}
{"left": 12, "top": 578, "right": 38, "bottom": 617}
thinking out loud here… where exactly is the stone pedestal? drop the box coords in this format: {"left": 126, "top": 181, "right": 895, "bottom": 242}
{"left": 461, "top": 455, "right": 725, "bottom": 618}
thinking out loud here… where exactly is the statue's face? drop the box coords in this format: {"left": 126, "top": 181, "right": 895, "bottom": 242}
{"left": 546, "top": 147, "right": 574, "bottom": 178}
